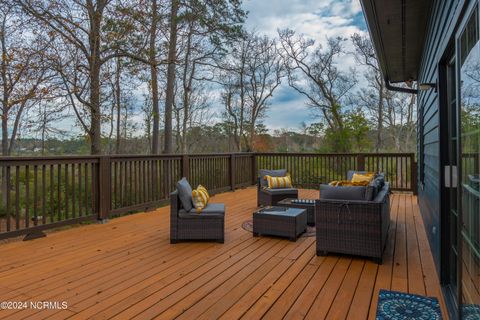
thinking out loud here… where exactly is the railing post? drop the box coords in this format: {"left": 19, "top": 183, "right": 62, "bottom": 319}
{"left": 230, "top": 153, "right": 236, "bottom": 191}
{"left": 357, "top": 154, "right": 365, "bottom": 171}
{"left": 98, "top": 156, "right": 111, "bottom": 221}
{"left": 412, "top": 156, "right": 418, "bottom": 195}
{"left": 182, "top": 154, "right": 189, "bottom": 179}
{"left": 251, "top": 153, "right": 257, "bottom": 185}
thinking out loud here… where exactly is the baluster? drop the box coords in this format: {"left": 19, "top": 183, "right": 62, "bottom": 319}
{"left": 15, "top": 166, "right": 20, "bottom": 230}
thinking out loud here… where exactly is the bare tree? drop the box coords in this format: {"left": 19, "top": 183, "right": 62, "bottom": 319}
{"left": 384, "top": 90, "right": 416, "bottom": 152}
{"left": 19, "top": 0, "right": 134, "bottom": 154}
{"left": 0, "top": 3, "right": 52, "bottom": 155}
{"left": 352, "top": 33, "right": 384, "bottom": 152}
{"left": 219, "top": 32, "right": 283, "bottom": 151}
{"left": 104, "top": 55, "right": 138, "bottom": 154}
{"left": 244, "top": 35, "right": 284, "bottom": 151}
{"left": 25, "top": 101, "right": 68, "bottom": 155}
{"left": 163, "top": 0, "right": 179, "bottom": 154}
{"left": 352, "top": 33, "right": 416, "bottom": 152}
{"left": 111, "top": 0, "right": 168, "bottom": 154}
{"left": 278, "top": 29, "right": 357, "bottom": 151}
{"left": 220, "top": 35, "right": 250, "bottom": 152}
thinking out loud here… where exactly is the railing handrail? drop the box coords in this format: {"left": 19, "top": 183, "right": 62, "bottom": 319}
{"left": 0, "top": 152, "right": 256, "bottom": 161}
{"left": 0, "top": 151, "right": 416, "bottom": 161}
{"left": 255, "top": 152, "right": 415, "bottom": 156}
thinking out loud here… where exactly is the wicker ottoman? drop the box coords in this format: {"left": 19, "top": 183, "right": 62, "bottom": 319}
{"left": 253, "top": 207, "right": 307, "bottom": 241}
{"left": 277, "top": 198, "right": 315, "bottom": 226}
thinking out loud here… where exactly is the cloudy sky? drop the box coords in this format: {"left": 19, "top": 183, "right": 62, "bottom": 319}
{"left": 50, "top": 0, "right": 369, "bottom": 138}
{"left": 243, "top": 0, "right": 368, "bottom": 132}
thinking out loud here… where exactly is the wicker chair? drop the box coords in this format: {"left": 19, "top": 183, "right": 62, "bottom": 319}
{"left": 257, "top": 169, "right": 298, "bottom": 207}
{"left": 315, "top": 182, "right": 390, "bottom": 264}
{"left": 170, "top": 190, "right": 225, "bottom": 244}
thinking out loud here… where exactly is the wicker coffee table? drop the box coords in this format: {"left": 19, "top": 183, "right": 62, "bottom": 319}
{"left": 277, "top": 198, "right": 315, "bottom": 226}
{"left": 253, "top": 207, "right": 307, "bottom": 241}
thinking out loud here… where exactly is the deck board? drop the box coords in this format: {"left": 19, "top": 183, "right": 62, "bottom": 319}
{"left": 0, "top": 188, "right": 448, "bottom": 319}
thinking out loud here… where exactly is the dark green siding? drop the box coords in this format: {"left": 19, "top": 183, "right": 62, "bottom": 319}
{"left": 417, "top": 0, "right": 464, "bottom": 272}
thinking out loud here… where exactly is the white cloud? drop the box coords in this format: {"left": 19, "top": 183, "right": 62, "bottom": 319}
{"left": 243, "top": 0, "right": 369, "bottom": 132}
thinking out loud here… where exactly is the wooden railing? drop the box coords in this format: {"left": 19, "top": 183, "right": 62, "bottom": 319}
{"left": 0, "top": 156, "right": 99, "bottom": 240}
{"left": 0, "top": 152, "right": 416, "bottom": 240}
{"left": 255, "top": 153, "right": 417, "bottom": 192}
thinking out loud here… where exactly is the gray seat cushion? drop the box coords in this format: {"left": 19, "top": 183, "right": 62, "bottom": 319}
{"left": 320, "top": 184, "right": 366, "bottom": 201}
{"left": 258, "top": 169, "right": 287, "bottom": 187}
{"left": 178, "top": 203, "right": 225, "bottom": 218}
{"left": 263, "top": 187, "right": 298, "bottom": 195}
{"left": 176, "top": 177, "right": 193, "bottom": 211}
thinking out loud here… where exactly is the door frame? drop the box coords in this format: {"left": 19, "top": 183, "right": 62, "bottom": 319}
{"left": 438, "top": 2, "right": 480, "bottom": 316}
{"left": 439, "top": 45, "right": 459, "bottom": 319}
{"left": 455, "top": 0, "right": 480, "bottom": 318}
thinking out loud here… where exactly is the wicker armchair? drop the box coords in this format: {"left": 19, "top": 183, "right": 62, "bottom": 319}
{"left": 170, "top": 190, "right": 225, "bottom": 244}
{"left": 315, "top": 183, "right": 390, "bottom": 264}
{"left": 257, "top": 169, "right": 298, "bottom": 207}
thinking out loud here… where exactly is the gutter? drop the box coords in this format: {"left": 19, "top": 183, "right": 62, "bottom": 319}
{"left": 385, "top": 77, "right": 418, "bottom": 94}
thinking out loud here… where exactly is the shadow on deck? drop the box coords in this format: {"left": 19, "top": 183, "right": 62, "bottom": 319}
{"left": 0, "top": 188, "right": 446, "bottom": 319}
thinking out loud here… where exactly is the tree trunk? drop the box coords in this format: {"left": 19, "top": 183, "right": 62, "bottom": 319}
{"left": 115, "top": 56, "right": 122, "bottom": 154}
{"left": 163, "top": 0, "right": 179, "bottom": 154}
{"left": 1, "top": 19, "right": 8, "bottom": 156}
{"left": 181, "top": 25, "right": 194, "bottom": 154}
{"left": 150, "top": 0, "right": 160, "bottom": 154}
{"left": 88, "top": 3, "right": 103, "bottom": 155}
{"left": 1, "top": 113, "right": 8, "bottom": 156}
{"left": 90, "top": 61, "right": 102, "bottom": 155}
{"left": 1, "top": 111, "right": 7, "bottom": 213}
{"left": 238, "top": 70, "right": 245, "bottom": 152}
{"left": 41, "top": 113, "right": 46, "bottom": 156}
{"left": 248, "top": 120, "right": 255, "bottom": 152}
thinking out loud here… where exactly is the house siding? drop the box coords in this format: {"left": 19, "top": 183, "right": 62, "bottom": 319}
{"left": 417, "top": 0, "right": 465, "bottom": 274}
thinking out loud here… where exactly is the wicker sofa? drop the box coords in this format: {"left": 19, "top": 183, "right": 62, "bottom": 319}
{"left": 257, "top": 169, "right": 298, "bottom": 206}
{"left": 315, "top": 173, "right": 390, "bottom": 264}
{"left": 170, "top": 179, "right": 225, "bottom": 244}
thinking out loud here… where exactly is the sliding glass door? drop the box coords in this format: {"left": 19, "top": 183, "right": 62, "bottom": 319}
{"left": 457, "top": 3, "right": 480, "bottom": 318}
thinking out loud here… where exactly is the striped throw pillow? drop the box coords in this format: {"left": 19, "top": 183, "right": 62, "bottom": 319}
{"left": 192, "top": 185, "right": 209, "bottom": 213}
{"left": 265, "top": 175, "right": 293, "bottom": 189}
{"left": 197, "top": 185, "right": 210, "bottom": 201}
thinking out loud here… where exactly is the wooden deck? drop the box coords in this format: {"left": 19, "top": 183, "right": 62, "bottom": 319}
{"left": 0, "top": 187, "right": 447, "bottom": 319}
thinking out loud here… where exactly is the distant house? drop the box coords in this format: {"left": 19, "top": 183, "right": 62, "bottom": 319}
{"left": 361, "top": 1, "right": 480, "bottom": 319}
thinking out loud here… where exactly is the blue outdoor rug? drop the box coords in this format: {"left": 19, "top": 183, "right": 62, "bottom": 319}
{"left": 462, "top": 304, "right": 480, "bottom": 319}
{"left": 376, "top": 289, "right": 442, "bottom": 320}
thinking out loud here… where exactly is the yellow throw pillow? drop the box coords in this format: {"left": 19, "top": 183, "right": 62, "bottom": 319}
{"left": 197, "top": 185, "right": 210, "bottom": 202}
{"left": 329, "top": 180, "right": 370, "bottom": 187}
{"left": 265, "top": 175, "right": 293, "bottom": 189}
{"left": 192, "top": 185, "right": 209, "bottom": 213}
{"left": 351, "top": 172, "right": 375, "bottom": 183}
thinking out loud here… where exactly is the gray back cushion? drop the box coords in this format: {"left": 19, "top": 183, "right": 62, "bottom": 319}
{"left": 374, "top": 174, "right": 385, "bottom": 188}
{"left": 365, "top": 185, "right": 376, "bottom": 201}
{"left": 176, "top": 177, "right": 193, "bottom": 211}
{"left": 365, "top": 175, "right": 385, "bottom": 200}
{"left": 373, "top": 182, "right": 390, "bottom": 202}
{"left": 258, "top": 169, "right": 287, "bottom": 187}
{"left": 320, "top": 184, "right": 366, "bottom": 201}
